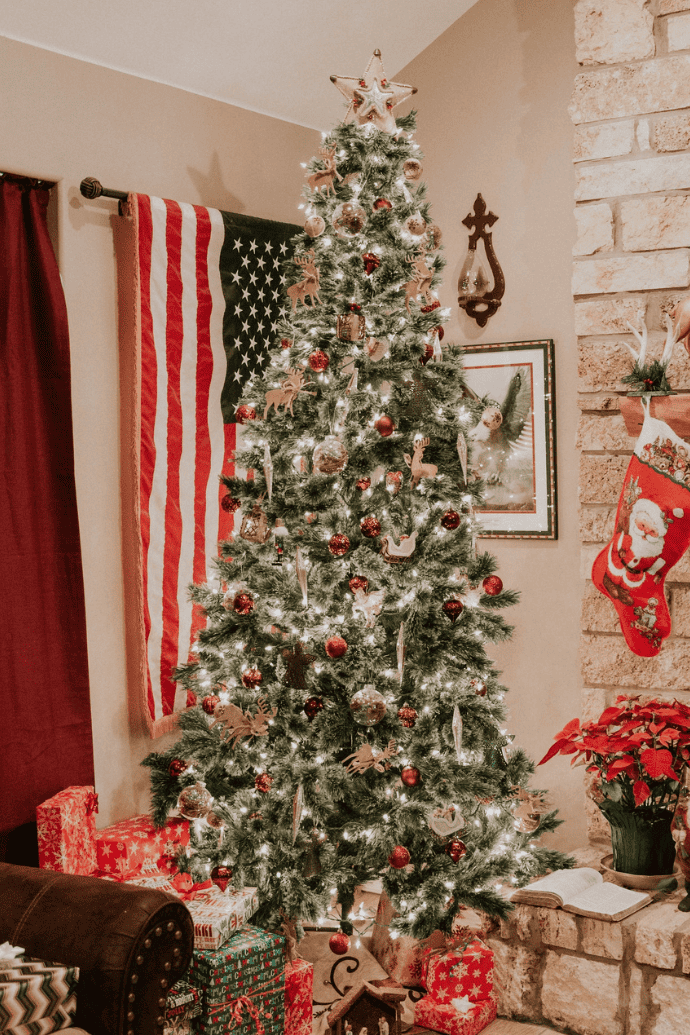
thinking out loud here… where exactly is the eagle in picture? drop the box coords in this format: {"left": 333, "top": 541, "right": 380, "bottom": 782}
{"left": 469, "top": 369, "right": 534, "bottom": 510}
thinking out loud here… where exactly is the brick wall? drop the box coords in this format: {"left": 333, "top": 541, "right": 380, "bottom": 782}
{"left": 572, "top": 0, "right": 690, "bottom": 843}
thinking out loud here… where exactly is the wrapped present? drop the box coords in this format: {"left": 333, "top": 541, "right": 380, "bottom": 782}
{"left": 420, "top": 939, "right": 494, "bottom": 1002}
{"left": 95, "top": 814, "right": 189, "bottom": 876}
{"left": 370, "top": 890, "right": 445, "bottom": 986}
{"left": 284, "top": 957, "right": 313, "bottom": 1035}
{"left": 185, "top": 886, "right": 260, "bottom": 950}
{"left": 188, "top": 926, "right": 286, "bottom": 1035}
{"left": 414, "top": 994, "right": 497, "bottom": 1035}
{"left": 0, "top": 956, "right": 79, "bottom": 1035}
{"left": 37, "top": 785, "right": 98, "bottom": 875}
{"left": 164, "top": 979, "right": 201, "bottom": 1034}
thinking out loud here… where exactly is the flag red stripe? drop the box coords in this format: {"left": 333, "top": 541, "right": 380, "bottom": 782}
{"left": 136, "top": 195, "right": 157, "bottom": 723}
{"left": 159, "top": 200, "right": 184, "bottom": 715}
{"left": 190, "top": 207, "right": 214, "bottom": 646}
{"left": 219, "top": 422, "right": 237, "bottom": 545}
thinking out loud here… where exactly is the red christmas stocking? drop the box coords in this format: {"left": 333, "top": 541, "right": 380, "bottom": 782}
{"left": 592, "top": 408, "right": 690, "bottom": 656}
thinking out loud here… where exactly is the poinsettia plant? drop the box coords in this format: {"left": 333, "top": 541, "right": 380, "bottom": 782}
{"left": 539, "top": 695, "right": 690, "bottom": 811}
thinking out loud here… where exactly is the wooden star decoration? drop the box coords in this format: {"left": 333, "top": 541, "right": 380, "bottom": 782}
{"left": 282, "top": 642, "right": 316, "bottom": 689}
{"left": 330, "top": 49, "right": 417, "bottom": 134}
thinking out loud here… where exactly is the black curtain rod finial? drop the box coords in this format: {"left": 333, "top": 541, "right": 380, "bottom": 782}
{"left": 80, "top": 177, "right": 128, "bottom": 202}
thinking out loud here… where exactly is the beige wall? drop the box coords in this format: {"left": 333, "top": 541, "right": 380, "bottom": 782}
{"left": 0, "top": 35, "right": 319, "bottom": 827}
{"left": 1, "top": 5, "right": 585, "bottom": 850}
{"left": 400, "top": 0, "right": 586, "bottom": 850}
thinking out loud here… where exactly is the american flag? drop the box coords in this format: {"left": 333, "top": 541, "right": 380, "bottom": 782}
{"left": 121, "top": 194, "right": 298, "bottom": 737}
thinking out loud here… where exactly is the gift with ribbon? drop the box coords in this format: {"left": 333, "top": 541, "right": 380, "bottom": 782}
{"left": 420, "top": 938, "right": 494, "bottom": 1002}
{"left": 94, "top": 814, "right": 189, "bottom": 876}
{"left": 164, "top": 979, "right": 201, "bottom": 1035}
{"left": 414, "top": 993, "right": 498, "bottom": 1035}
{"left": 188, "top": 926, "right": 286, "bottom": 1035}
{"left": 37, "top": 785, "right": 99, "bottom": 875}
{"left": 284, "top": 957, "right": 313, "bottom": 1035}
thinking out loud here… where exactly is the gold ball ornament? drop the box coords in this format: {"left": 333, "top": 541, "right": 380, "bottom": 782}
{"left": 350, "top": 685, "right": 387, "bottom": 726}
{"left": 313, "top": 436, "right": 348, "bottom": 475}
{"left": 304, "top": 215, "right": 326, "bottom": 238}
{"left": 405, "top": 214, "right": 427, "bottom": 236}
{"left": 403, "top": 159, "right": 423, "bottom": 181}
{"left": 177, "top": 782, "right": 213, "bottom": 820}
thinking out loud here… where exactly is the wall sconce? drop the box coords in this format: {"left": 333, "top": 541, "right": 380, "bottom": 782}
{"left": 457, "top": 193, "right": 505, "bottom": 328}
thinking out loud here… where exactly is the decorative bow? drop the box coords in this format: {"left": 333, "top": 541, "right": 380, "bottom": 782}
{"left": 169, "top": 873, "right": 214, "bottom": 901}
{"left": 212, "top": 995, "right": 264, "bottom": 1035}
{"left": 86, "top": 792, "right": 99, "bottom": 815}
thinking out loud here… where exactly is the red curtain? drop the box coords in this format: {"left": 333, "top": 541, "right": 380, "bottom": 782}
{"left": 0, "top": 175, "right": 94, "bottom": 838}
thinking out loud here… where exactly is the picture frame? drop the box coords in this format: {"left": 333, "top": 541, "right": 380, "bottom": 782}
{"left": 461, "top": 339, "right": 557, "bottom": 539}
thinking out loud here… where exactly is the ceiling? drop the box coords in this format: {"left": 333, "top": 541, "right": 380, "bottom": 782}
{"left": 0, "top": 0, "right": 479, "bottom": 130}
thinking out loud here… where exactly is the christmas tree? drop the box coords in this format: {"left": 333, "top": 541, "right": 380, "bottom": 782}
{"left": 144, "top": 50, "right": 572, "bottom": 946}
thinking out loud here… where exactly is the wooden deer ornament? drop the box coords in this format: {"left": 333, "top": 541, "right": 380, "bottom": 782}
{"left": 306, "top": 143, "right": 343, "bottom": 196}
{"left": 210, "top": 698, "right": 278, "bottom": 746}
{"left": 264, "top": 369, "right": 317, "bottom": 418}
{"left": 343, "top": 739, "right": 398, "bottom": 775}
{"left": 287, "top": 251, "right": 321, "bottom": 311}
{"left": 403, "top": 246, "right": 435, "bottom": 313}
{"left": 403, "top": 436, "right": 438, "bottom": 488}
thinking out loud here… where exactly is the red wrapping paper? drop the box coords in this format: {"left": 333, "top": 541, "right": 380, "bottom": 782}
{"left": 284, "top": 958, "right": 313, "bottom": 1035}
{"left": 414, "top": 994, "right": 497, "bottom": 1035}
{"left": 36, "top": 785, "right": 98, "bottom": 875}
{"left": 95, "top": 814, "right": 189, "bottom": 875}
{"left": 421, "top": 939, "right": 494, "bottom": 1002}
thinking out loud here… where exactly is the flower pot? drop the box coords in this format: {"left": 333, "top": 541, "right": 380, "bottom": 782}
{"left": 597, "top": 801, "right": 676, "bottom": 877}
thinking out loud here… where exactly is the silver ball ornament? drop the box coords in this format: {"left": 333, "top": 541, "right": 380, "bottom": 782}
{"left": 350, "top": 685, "right": 387, "bottom": 726}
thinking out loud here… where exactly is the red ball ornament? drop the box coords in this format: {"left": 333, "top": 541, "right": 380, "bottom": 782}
{"left": 443, "top": 599, "right": 464, "bottom": 625}
{"left": 304, "top": 697, "right": 324, "bottom": 721}
{"left": 202, "top": 694, "right": 220, "bottom": 715}
{"left": 255, "top": 773, "right": 273, "bottom": 794}
{"left": 436, "top": 326, "right": 445, "bottom": 341}
{"left": 329, "top": 931, "right": 351, "bottom": 955}
{"left": 441, "top": 510, "right": 461, "bottom": 530}
{"left": 420, "top": 343, "right": 434, "bottom": 366}
{"left": 420, "top": 300, "right": 441, "bottom": 314}
{"left": 211, "top": 865, "right": 233, "bottom": 892}
{"left": 328, "top": 533, "right": 350, "bottom": 557}
{"left": 356, "top": 477, "right": 371, "bottom": 491}
{"left": 360, "top": 516, "right": 381, "bottom": 539}
{"left": 308, "top": 350, "right": 330, "bottom": 372}
{"left": 373, "top": 198, "right": 392, "bottom": 211}
{"left": 233, "top": 592, "right": 254, "bottom": 615}
{"left": 168, "top": 758, "right": 188, "bottom": 778}
{"left": 242, "top": 667, "right": 263, "bottom": 688}
{"left": 397, "top": 704, "right": 417, "bottom": 728}
{"left": 349, "top": 576, "right": 368, "bottom": 594}
{"left": 362, "top": 252, "right": 381, "bottom": 275}
{"left": 401, "top": 766, "right": 421, "bottom": 787}
{"left": 445, "top": 838, "right": 467, "bottom": 863}
{"left": 221, "top": 494, "right": 241, "bottom": 513}
{"left": 235, "top": 405, "right": 257, "bottom": 424}
{"left": 482, "top": 575, "right": 503, "bottom": 596}
{"left": 280, "top": 338, "right": 292, "bottom": 349}
{"left": 388, "top": 845, "right": 411, "bottom": 869}
{"left": 325, "top": 636, "right": 348, "bottom": 659}
{"left": 375, "top": 415, "right": 395, "bottom": 437}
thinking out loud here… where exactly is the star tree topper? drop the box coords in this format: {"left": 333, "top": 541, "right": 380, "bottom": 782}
{"left": 330, "top": 49, "right": 417, "bottom": 134}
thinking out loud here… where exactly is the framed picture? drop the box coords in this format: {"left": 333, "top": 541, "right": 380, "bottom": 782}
{"left": 461, "top": 339, "right": 557, "bottom": 539}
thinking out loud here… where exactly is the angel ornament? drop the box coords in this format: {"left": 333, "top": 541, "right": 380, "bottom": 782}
{"left": 469, "top": 371, "right": 533, "bottom": 509}
{"left": 352, "top": 585, "right": 385, "bottom": 628}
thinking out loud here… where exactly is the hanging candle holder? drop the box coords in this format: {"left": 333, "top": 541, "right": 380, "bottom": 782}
{"left": 457, "top": 193, "right": 505, "bottom": 328}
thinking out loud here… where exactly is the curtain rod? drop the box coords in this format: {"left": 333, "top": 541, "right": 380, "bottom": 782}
{"left": 80, "top": 178, "right": 128, "bottom": 202}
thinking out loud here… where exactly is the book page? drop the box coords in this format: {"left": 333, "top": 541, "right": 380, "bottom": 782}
{"left": 564, "top": 881, "right": 649, "bottom": 918}
{"left": 514, "top": 867, "right": 602, "bottom": 904}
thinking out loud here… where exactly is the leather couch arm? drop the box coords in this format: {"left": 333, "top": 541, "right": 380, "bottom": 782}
{"left": 0, "top": 863, "right": 194, "bottom": 1035}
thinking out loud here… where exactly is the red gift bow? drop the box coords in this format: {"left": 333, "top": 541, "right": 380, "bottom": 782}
{"left": 169, "top": 873, "right": 214, "bottom": 900}
{"left": 226, "top": 995, "right": 265, "bottom": 1035}
{"left": 86, "top": 793, "right": 99, "bottom": 815}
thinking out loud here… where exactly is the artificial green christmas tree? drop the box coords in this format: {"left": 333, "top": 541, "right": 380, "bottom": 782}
{"left": 144, "top": 50, "right": 572, "bottom": 947}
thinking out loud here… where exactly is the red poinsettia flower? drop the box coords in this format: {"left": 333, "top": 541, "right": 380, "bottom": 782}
{"left": 539, "top": 695, "right": 690, "bottom": 812}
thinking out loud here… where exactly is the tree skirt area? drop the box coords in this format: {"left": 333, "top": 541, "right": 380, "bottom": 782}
{"left": 298, "top": 931, "right": 420, "bottom": 1034}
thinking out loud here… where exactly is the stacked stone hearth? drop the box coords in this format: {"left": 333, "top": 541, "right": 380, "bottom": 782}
{"left": 489, "top": 863, "right": 690, "bottom": 1035}
{"left": 574, "top": 0, "right": 690, "bottom": 845}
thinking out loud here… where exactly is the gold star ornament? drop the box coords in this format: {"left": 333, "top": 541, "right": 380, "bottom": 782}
{"left": 330, "top": 49, "right": 417, "bottom": 134}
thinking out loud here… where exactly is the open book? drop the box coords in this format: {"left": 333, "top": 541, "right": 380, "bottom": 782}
{"left": 510, "top": 867, "right": 651, "bottom": 921}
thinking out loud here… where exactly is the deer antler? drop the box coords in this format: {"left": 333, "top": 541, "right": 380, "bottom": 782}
{"left": 625, "top": 320, "right": 649, "bottom": 366}
{"left": 662, "top": 311, "right": 677, "bottom": 369}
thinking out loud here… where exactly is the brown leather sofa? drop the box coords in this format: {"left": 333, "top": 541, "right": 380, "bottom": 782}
{"left": 0, "top": 863, "right": 194, "bottom": 1035}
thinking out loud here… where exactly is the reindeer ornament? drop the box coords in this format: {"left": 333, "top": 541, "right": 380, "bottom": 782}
{"left": 306, "top": 143, "right": 343, "bottom": 196}
{"left": 287, "top": 251, "right": 322, "bottom": 311}
{"left": 403, "top": 436, "right": 437, "bottom": 488}
{"left": 264, "top": 369, "right": 316, "bottom": 418}
{"left": 403, "top": 245, "right": 435, "bottom": 313}
{"left": 210, "top": 698, "right": 277, "bottom": 746}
